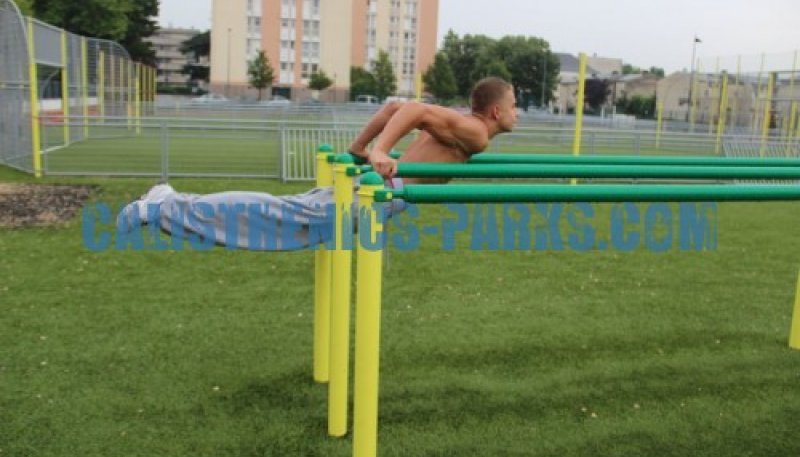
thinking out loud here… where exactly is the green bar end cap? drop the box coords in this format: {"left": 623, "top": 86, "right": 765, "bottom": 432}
{"left": 346, "top": 166, "right": 366, "bottom": 177}
{"left": 374, "top": 189, "right": 394, "bottom": 203}
{"left": 333, "top": 153, "right": 354, "bottom": 164}
{"left": 317, "top": 143, "right": 334, "bottom": 153}
{"left": 360, "top": 171, "right": 384, "bottom": 185}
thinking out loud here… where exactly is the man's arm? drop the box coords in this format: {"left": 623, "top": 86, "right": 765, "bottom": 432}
{"left": 347, "top": 101, "right": 404, "bottom": 158}
{"left": 370, "top": 102, "right": 488, "bottom": 176}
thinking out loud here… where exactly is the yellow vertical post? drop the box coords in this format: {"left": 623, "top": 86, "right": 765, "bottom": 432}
{"left": 60, "top": 30, "right": 70, "bottom": 146}
{"left": 81, "top": 37, "right": 88, "bottom": 138}
{"left": 689, "top": 59, "right": 700, "bottom": 132}
{"left": 715, "top": 73, "right": 729, "bottom": 155}
{"left": 98, "top": 50, "right": 105, "bottom": 123}
{"left": 329, "top": 153, "right": 355, "bottom": 437}
{"left": 752, "top": 54, "right": 766, "bottom": 136}
{"left": 788, "top": 102, "right": 798, "bottom": 156}
{"left": 313, "top": 144, "right": 335, "bottom": 383}
{"left": 126, "top": 59, "right": 132, "bottom": 130}
{"left": 709, "top": 59, "right": 720, "bottom": 136}
{"left": 109, "top": 54, "right": 115, "bottom": 114}
{"left": 656, "top": 100, "right": 664, "bottom": 149}
{"left": 759, "top": 72, "right": 775, "bottom": 157}
{"left": 789, "top": 270, "right": 800, "bottom": 350}
{"left": 571, "top": 52, "right": 586, "bottom": 185}
{"left": 135, "top": 63, "right": 141, "bottom": 134}
{"left": 415, "top": 72, "right": 422, "bottom": 101}
{"left": 27, "top": 17, "right": 42, "bottom": 178}
{"left": 729, "top": 56, "right": 741, "bottom": 130}
{"left": 352, "top": 172, "right": 386, "bottom": 457}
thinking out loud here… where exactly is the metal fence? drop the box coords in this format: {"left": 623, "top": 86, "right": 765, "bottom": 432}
{"left": 0, "top": 0, "right": 151, "bottom": 176}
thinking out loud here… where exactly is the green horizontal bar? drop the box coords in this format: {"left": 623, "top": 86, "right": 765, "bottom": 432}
{"left": 352, "top": 163, "right": 800, "bottom": 180}
{"left": 468, "top": 153, "right": 800, "bottom": 167}
{"left": 374, "top": 184, "right": 800, "bottom": 203}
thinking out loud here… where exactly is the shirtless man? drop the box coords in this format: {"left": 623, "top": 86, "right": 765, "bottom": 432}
{"left": 116, "top": 77, "right": 517, "bottom": 250}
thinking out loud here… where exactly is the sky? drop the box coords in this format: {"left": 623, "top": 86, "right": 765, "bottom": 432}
{"left": 158, "top": 0, "right": 800, "bottom": 74}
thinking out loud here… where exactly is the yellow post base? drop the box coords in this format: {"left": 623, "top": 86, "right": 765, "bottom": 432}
{"left": 789, "top": 270, "right": 800, "bottom": 350}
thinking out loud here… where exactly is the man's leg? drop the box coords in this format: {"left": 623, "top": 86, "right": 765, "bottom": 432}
{"left": 117, "top": 183, "right": 336, "bottom": 251}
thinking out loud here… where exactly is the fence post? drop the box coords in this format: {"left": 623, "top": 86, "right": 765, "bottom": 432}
{"left": 160, "top": 120, "right": 169, "bottom": 181}
{"left": 278, "top": 125, "right": 286, "bottom": 182}
{"left": 27, "top": 17, "right": 42, "bottom": 178}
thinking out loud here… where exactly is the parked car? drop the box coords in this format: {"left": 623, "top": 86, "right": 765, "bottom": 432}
{"left": 355, "top": 94, "right": 379, "bottom": 105}
{"left": 190, "top": 93, "right": 229, "bottom": 104}
{"left": 259, "top": 95, "right": 291, "bottom": 107}
{"left": 384, "top": 96, "right": 409, "bottom": 104}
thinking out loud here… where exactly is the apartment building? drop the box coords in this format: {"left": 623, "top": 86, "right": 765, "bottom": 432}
{"left": 210, "top": 0, "right": 438, "bottom": 100}
{"left": 146, "top": 27, "right": 205, "bottom": 86}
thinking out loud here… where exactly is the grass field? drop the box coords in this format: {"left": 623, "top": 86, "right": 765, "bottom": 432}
{"left": 2, "top": 165, "right": 800, "bottom": 456}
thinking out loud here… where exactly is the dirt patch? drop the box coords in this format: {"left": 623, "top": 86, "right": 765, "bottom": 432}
{"left": 0, "top": 183, "right": 97, "bottom": 228}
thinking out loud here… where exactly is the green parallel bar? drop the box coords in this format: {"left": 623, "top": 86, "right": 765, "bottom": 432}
{"left": 374, "top": 184, "right": 800, "bottom": 204}
{"left": 468, "top": 153, "right": 800, "bottom": 167}
{"left": 350, "top": 163, "right": 800, "bottom": 180}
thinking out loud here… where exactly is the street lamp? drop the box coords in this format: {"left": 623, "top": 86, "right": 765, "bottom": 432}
{"left": 226, "top": 27, "right": 232, "bottom": 97}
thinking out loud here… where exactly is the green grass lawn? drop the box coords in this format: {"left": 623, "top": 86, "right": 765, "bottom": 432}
{"left": 2, "top": 165, "right": 800, "bottom": 456}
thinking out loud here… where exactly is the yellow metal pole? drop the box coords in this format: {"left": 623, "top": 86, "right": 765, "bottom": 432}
{"left": 729, "top": 55, "right": 741, "bottom": 130}
{"left": 126, "top": 59, "right": 132, "bottom": 130}
{"left": 313, "top": 145, "right": 335, "bottom": 383}
{"left": 81, "top": 37, "right": 88, "bottom": 138}
{"left": 27, "top": 17, "right": 42, "bottom": 178}
{"left": 709, "top": 59, "right": 720, "bottom": 136}
{"left": 759, "top": 72, "right": 775, "bottom": 157}
{"left": 329, "top": 154, "right": 355, "bottom": 437}
{"left": 689, "top": 59, "right": 700, "bottom": 132}
{"left": 98, "top": 50, "right": 105, "bottom": 123}
{"left": 656, "top": 100, "right": 664, "bottom": 149}
{"left": 135, "top": 62, "right": 141, "bottom": 134}
{"left": 786, "top": 51, "right": 798, "bottom": 140}
{"left": 60, "top": 30, "right": 70, "bottom": 146}
{"left": 752, "top": 54, "right": 766, "bottom": 136}
{"left": 788, "top": 102, "right": 798, "bottom": 156}
{"left": 571, "top": 52, "right": 586, "bottom": 185}
{"left": 352, "top": 172, "right": 386, "bottom": 457}
{"left": 415, "top": 72, "right": 422, "bottom": 101}
{"left": 715, "top": 73, "right": 729, "bottom": 155}
{"left": 789, "top": 270, "right": 800, "bottom": 350}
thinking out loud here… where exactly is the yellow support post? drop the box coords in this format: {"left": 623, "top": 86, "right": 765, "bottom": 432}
{"left": 752, "top": 54, "right": 766, "bottom": 136}
{"left": 787, "top": 51, "right": 798, "bottom": 140}
{"left": 27, "top": 17, "right": 42, "bottom": 178}
{"left": 759, "top": 73, "right": 775, "bottom": 157}
{"left": 709, "top": 59, "right": 720, "bottom": 136}
{"left": 98, "top": 50, "right": 105, "bottom": 123}
{"left": 715, "top": 73, "right": 729, "bottom": 155}
{"left": 313, "top": 144, "right": 335, "bottom": 383}
{"left": 109, "top": 54, "right": 115, "bottom": 114}
{"left": 415, "top": 72, "right": 422, "bottom": 101}
{"left": 571, "top": 52, "right": 586, "bottom": 185}
{"left": 729, "top": 56, "right": 741, "bottom": 131}
{"left": 60, "top": 30, "right": 70, "bottom": 146}
{"left": 689, "top": 59, "right": 700, "bottom": 132}
{"left": 126, "top": 59, "right": 132, "bottom": 130}
{"left": 788, "top": 102, "right": 798, "bottom": 155}
{"left": 329, "top": 154, "right": 355, "bottom": 437}
{"left": 135, "top": 63, "right": 141, "bottom": 135}
{"left": 81, "top": 37, "right": 88, "bottom": 138}
{"left": 656, "top": 100, "right": 664, "bottom": 149}
{"left": 790, "top": 270, "right": 800, "bottom": 350}
{"left": 352, "top": 172, "right": 386, "bottom": 457}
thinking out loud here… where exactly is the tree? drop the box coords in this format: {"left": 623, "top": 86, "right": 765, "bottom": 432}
{"left": 648, "top": 66, "right": 666, "bottom": 78}
{"left": 248, "top": 51, "right": 274, "bottom": 101}
{"left": 422, "top": 52, "right": 457, "bottom": 100}
{"left": 14, "top": 0, "right": 33, "bottom": 15}
{"left": 181, "top": 31, "right": 210, "bottom": 86}
{"left": 616, "top": 95, "right": 657, "bottom": 119}
{"left": 441, "top": 30, "right": 496, "bottom": 98}
{"left": 31, "top": 0, "right": 158, "bottom": 64}
{"left": 492, "top": 36, "right": 559, "bottom": 109}
{"left": 583, "top": 78, "right": 611, "bottom": 111}
{"left": 350, "top": 66, "right": 376, "bottom": 100}
{"left": 309, "top": 70, "right": 333, "bottom": 91}
{"left": 373, "top": 50, "right": 396, "bottom": 101}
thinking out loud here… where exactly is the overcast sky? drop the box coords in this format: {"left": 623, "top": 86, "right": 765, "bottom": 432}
{"left": 158, "top": 0, "right": 800, "bottom": 73}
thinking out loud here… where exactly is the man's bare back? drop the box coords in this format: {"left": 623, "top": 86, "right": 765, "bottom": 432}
{"left": 399, "top": 120, "right": 486, "bottom": 184}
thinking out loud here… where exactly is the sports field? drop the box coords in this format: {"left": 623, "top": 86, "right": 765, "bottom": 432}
{"left": 1, "top": 164, "right": 799, "bottom": 456}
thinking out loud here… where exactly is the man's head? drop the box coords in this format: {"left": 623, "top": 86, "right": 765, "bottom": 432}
{"left": 470, "top": 77, "right": 517, "bottom": 134}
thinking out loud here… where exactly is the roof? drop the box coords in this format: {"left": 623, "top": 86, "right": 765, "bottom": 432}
{"left": 556, "top": 53, "right": 599, "bottom": 74}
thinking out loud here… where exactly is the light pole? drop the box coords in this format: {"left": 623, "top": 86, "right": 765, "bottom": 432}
{"left": 687, "top": 35, "right": 701, "bottom": 121}
{"left": 226, "top": 27, "right": 232, "bottom": 97}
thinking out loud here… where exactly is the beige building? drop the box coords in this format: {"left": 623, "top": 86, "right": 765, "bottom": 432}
{"left": 210, "top": 0, "right": 439, "bottom": 101}
{"left": 146, "top": 27, "right": 205, "bottom": 86}
{"left": 657, "top": 72, "right": 756, "bottom": 126}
